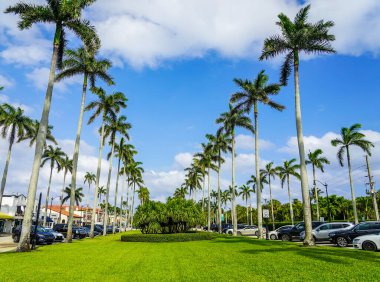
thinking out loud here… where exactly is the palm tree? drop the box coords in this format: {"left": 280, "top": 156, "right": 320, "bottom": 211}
{"left": 0, "top": 104, "right": 33, "bottom": 208}
{"left": 6, "top": 0, "right": 99, "bottom": 251}
{"left": 56, "top": 47, "right": 114, "bottom": 241}
{"left": 192, "top": 156, "right": 207, "bottom": 208}
{"left": 306, "top": 149, "right": 330, "bottom": 221}
{"left": 231, "top": 70, "right": 284, "bottom": 238}
{"left": 239, "top": 184, "right": 252, "bottom": 225}
{"left": 57, "top": 156, "right": 73, "bottom": 224}
{"left": 216, "top": 103, "right": 254, "bottom": 235}
{"left": 83, "top": 172, "right": 96, "bottom": 225}
{"left": 103, "top": 116, "right": 131, "bottom": 235}
{"left": 174, "top": 186, "right": 188, "bottom": 199}
{"left": 184, "top": 163, "right": 203, "bottom": 200}
{"left": 85, "top": 87, "right": 127, "bottom": 238}
{"left": 260, "top": 4, "right": 335, "bottom": 246}
{"left": 247, "top": 173, "right": 268, "bottom": 225}
{"left": 260, "top": 162, "right": 278, "bottom": 230}
{"left": 19, "top": 120, "right": 57, "bottom": 148}
{"left": 221, "top": 190, "right": 231, "bottom": 223}
{"left": 331, "top": 124, "right": 374, "bottom": 224}
{"left": 137, "top": 187, "right": 150, "bottom": 205}
{"left": 127, "top": 160, "right": 144, "bottom": 228}
{"left": 276, "top": 159, "right": 301, "bottom": 225}
{"left": 40, "top": 146, "right": 65, "bottom": 227}
{"left": 62, "top": 185, "right": 84, "bottom": 206}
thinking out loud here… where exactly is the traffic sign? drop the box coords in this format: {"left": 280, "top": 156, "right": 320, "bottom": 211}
{"left": 263, "top": 209, "right": 270, "bottom": 219}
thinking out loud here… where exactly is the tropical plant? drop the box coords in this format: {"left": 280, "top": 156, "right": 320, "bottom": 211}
{"left": 0, "top": 104, "right": 33, "bottom": 208}
{"left": 128, "top": 160, "right": 144, "bottom": 228}
{"left": 85, "top": 87, "right": 127, "bottom": 237}
{"left": 239, "top": 184, "right": 253, "bottom": 225}
{"left": 260, "top": 162, "right": 278, "bottom": 230}
{"left": 19, "top": 120, "right": 57, "bottom": 148}
{"left": 331, "top": 124, "right": 374, "bottom": 223}
{"left": 174, "top": 186, "right": 188, "bottom": 199}
{"left": 6, "top": 0, "right": 99, "bottom": 251}
{"left": 216, "top": 103, "right": 254, "bottom": 235}
{"left": 83, "top": 172, "right": 96, "bottom": 225}
{"left": 306, "top": 149, "right": 330, "bottom": 221}
{"left": 57, "top": 156, "right": 73, "bottom": 224}
{"left": 137, "top": 187, "right": 150, "bottom": 206}
{"left": 276, "top": 159, "right": 301, "bottom": 225}
{"left": 40, "top": 146, "right": 65, "bottom": 227}
{"left": 62, "top": 185, "right": 84, "bottom": 206}
{"left": 231, "top": 70, "right": 283, "bottom": 238}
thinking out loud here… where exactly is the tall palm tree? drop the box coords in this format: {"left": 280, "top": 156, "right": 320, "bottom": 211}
{"left": 260, "top": 4, "right": 335, "bottom": 246}
{"left": 184, "top": 163, "right": 203, "bottom": 200}
{"left": 62, "top": 185, "right": 84, "bottom": 206}
{"left": 192, "top": 156, "right": 207, "bottom": 208}
{"left": 260, "top": 162, "right": 278, "bottom": 230}
{"left": 40, "top": 146, "right": 65, "bottom": 227}
{"left": 56, "top": 47, "right": 114, "bottom": 241}
{"left": 103, "top": 115, "right": 131, "bottom": 235}
{"left": 6, "top": 0, "right": 99, "bottom": 251}
{"left": 127, "top": 160, "right": 144, "bottom": 228}
{"left": 216, "top": 103, "right": 254, "bottom": 235}
{"left": 83, "top": 172, "right": 96, "bottom": 225}
{"left": 221, "top": 189, "right": 231, "bottom": 223}
{"left": 306, "top": 149, "right": 330, "bottom": 221}
{"left": 85, "top": 87, "right": 127, "bottom": 238}
{"left": 239, "top": 184, "right": 252, "bottom": 225}
{"left": 276, "top": 159, "right": 301, "bottom": 225}
{"left": 57, "top": 156, "right": 73, "bottom": 224}
{"left": 247, "top": 172, "right": 268, "bottom": 225}
{"left": 137, "top": 187, "right": 150, "bottom": 205}
{"left": 0, "top": 104, "right": 33, "bottom": 208}
{"left": 174, "top": 186, "right": 188, "bottom": 199}
{"left": 19, "top": 120, "right": 57, "bottom": 148}
{"left": 205, "top": 132, "right": 231, "bottom": 232}
{"left": 331, "top": 124, "right": 374, "bottom": 224}
{"left": 231, "top": 70, "right": 284, "bottom": 238}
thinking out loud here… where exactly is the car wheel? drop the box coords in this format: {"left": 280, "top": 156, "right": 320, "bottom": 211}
{"left": 13, "top": 235, "right": 19, "bottom": 243}
{"left": 255, "top": 231, "right": 259, "bottom": 237}
{"left": 281, "top": 234, "right": 291, "bottom": 241}
{"left": 228, "top": 231, "right": 232, "bottom": 235}
{"left": 362, "top": 241, "right": 377, "bottom": 251}
{"left": 336, "top": 236, "right": 348, "bottom": 247}
{"left": 270, "top": 234, "right": 277, "bottom": 240}
{"left": 312, "top": 236, "right": 317, "bottom": 243}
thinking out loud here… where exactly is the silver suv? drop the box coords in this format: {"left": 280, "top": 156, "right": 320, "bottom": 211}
{"left": 300, "top": 222, "right": 354, "bottom": 242}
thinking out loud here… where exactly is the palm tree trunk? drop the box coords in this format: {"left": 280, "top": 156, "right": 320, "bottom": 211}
{"left": 250, "top": 196, "right": 253, "bottom": 225}
{"left": 217, "top": 152, "right": 222, "bottom": 233}
{"left": 294, "top": 58, "right": 313, "bottom": 246}
{"left": 119, "top": 172, "right": 125, "bottom": 230}
{"left": 17, "top": 32, "right": 60, "bottom": 252}
{"left": 90, "top": 120, "right": 105, "bottom": 238}
{"left": 269, "top": 178, "right": 275, "bottom": 230}
{"left": 246, "top": 197, "right": 248, "bottom": 225}
{"left": 312, "top": 165, "right": 320, "bottom": 221}
{"left": 125, "top": 176, "right": 130, "bottom": 228}
{"left": 254, "top": 102, "right": 263, "bottom": 238}
{"left": 207, "top": 167, "right": 211, "bottom": 231}
{"left": 287, "top": 175, "right": 294, "bottom": 226}
{"left": 202, "top": 174, "right": 205, "bottom": 211}
{"left": 232, "top": 130, "right": 237, "bottom": 236}
{"left": 130, "top": 182, "right": 136, "bottom": 228}
{"left": 67, "top": 72, "right": 88, "bottom": 242}
{"left": 346, "top": 147, "right": 359, "bottom": 224}
{"left": 44, "top": 165, "right": 54, "bottom": 227}
{"left": 113, "top": 157, "right": 121, "bottom": 233}
{"left": 103, "top": 140, "right": 115, "bottom": 236}
{"left": 84, "top": 182, "right": 91, "bottom": 226}
{"left": 0, "top": 140, "right": 13, "bottom": 209}
{"left": 58, "top": 170, "right": 67, "bottom": 224}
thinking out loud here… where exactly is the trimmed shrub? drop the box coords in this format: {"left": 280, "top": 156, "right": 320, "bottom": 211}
{"left": 121, "top": 232, "right": 218, "bottom": 242}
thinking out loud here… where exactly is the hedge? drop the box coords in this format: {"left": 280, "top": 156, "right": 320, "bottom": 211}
{"left": 121, "top": 232, "right": 219, "bottom": 242}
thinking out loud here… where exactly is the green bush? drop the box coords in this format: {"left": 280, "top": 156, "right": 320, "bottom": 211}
{"left": 121, "top": 232, "right": 217, "bottom": 242}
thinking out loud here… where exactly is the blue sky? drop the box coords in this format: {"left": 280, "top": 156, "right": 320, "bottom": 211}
{"left": 1, "top": 0, "right": 380, "bottom": 207}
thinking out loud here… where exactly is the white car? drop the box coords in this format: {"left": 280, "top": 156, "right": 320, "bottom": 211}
{"left": 269, "top": 225, "right": 294, "bottom": 240}
{"left": 225, "top": 225, "right": 266, "bottom": 236}
{"left": 353, "top": 233, "right": 380, "bottom": 251}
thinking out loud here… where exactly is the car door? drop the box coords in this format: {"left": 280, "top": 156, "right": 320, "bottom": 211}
{"left": 351, "top": 223, "right": 371, "bottom": 240}
{"left": 369, "top": 222, "right": 380, "bottom": 235}
{"left": 316, "top": 224, "right": 331, "bottom": 240}
{"left": 292, "top": 223, "right": 304, "bottom": 239}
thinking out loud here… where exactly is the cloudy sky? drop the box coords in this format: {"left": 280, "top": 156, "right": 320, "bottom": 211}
{"left": 1, "top": 0, "right": 380, "bottom": 208}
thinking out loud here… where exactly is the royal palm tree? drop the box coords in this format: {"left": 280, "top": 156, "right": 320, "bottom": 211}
{"left": 137, "top": 187, "right": 150, "bottom": 205}
{"left": 103, "top": 115, "right": 131, "bottom": 235}
{"left": 6, "top": 0, "right": 99, "bottom": 251}
{"left": 56, "top": 47, "right": 114, "bottom": 241}
{"left": 19, "top": 120, "right": 57, "bottom": 148}
{"left": 0, "top": 104, "right": 33, "bottom": 208}
{"left": 239, "top": 184, "right": 253, "bottom": 225}
{"left": 231, "top": 70, "right": 284, "bottom": 238}
{"left": 192, "top": 156, "right": 207, "bottom": 208}
{"left": 260, "top": 162, "right": 278, "bottom": 230}
{"left": 216, "top": 103, "right": 254, "bottom": 235}
{"left": 331, "top": 124, "right": 374, "bottom": 224}
{"left": 57, "top": 156, "right": 73, "bottom": 224}
{"left": 40, "top": 146, "right": 65, "bottom": 227}
{"left": 184, "top": 163, "right": 203, "bottom": 200}
{"left": 174, "top": 186, "right": 188, "bottom": 199}
{"left": 127, "top": 160, "right": 144, "bottom": 228}
{"left": 85, "top": 87, "right": 127, "bottom": 238}
{"left": 247, "top": 172, "right": 268, "bottom": 225}
{"left": 221, "top": 190, "right": 231, "bottom": 223}
{"left": 306, "top": 149, "right": 330, "bottom": 221}
{"left": 62, "top": 185, "right": 84, "bottom": 206}
{"left": 276, "top": 159, "right": 301, "bottom": 225}
{"left": 83, "top": 172, "right": 96, "bottom": 225}
{"left": 260, "top": 4, "right": 335, "bottom": 246}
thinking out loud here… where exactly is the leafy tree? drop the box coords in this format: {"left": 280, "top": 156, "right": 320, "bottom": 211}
{"left": 137, "top": 187, "right": 150, "bottom": 206}
{"left": 83, "top": 171, "right": 96, "bottom": 225}
{"left": 174, "top": 186, "right": 188, "bottom": 199}
{"left": 19, "top": 119, "right": 57, "bottom": 148}
{"left": 57, "top": 156, "right": 73, "bottom": 224}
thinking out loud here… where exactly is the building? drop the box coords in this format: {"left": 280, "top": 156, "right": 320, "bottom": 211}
{"left": 0, "top": 194, "right": 27, "bottom": 233}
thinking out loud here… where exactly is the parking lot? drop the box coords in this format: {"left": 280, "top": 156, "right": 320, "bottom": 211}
{"left": 0, "top": 234, "right": 17, "bottom": 253}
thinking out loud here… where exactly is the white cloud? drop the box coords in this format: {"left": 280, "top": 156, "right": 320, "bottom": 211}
{"left": 174, "top": 152, "right": 193, "bottom": 168}
{"left": 0, "top": 74, "right": 13, "bottom": 88}
{"left": 235, "top": 134, "right": 275, "bottom": 151}
{"left": 0, "top": 93, "right": 34, "bottom": 114}
{"left": 0, "top": 42, "right": 50, "bottom": 66}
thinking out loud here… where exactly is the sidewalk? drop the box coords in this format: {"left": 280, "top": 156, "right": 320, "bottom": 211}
{"left": 0, "top": 234, "right": 17, "bottom": 253}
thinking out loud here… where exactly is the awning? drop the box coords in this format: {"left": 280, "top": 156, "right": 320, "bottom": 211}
{"left": 0, "top": 212, "right": 14, "bottom": 220}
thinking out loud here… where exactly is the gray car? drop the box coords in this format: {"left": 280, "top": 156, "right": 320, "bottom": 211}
{"left": 300, "top": 222, "right": 354, "bottom": 242}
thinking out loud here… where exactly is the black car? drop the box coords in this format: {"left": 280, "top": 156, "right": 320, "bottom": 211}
{"left": 53, "top": 224, "right": 86, "bottom": 239}
{"left": 80, "top": 226, "right": 100, "bottom": 237}
{"left": 329, "top": 221, "right": 380, "bottom": 247}
{"left": 278, "top": 221, "right": 324, "bottom": 241}
{"left": 84, "top": 224, "right": 103, "bottom": 234}
{"left": 12, "top": 225, "right": 55, "bottom": 245}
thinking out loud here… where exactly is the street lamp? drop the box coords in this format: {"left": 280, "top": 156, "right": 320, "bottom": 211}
{"left": 314, "top": 180, "right": 331, "bottom": 222}
{"left": 49, "top": 196, "right": 61, "bottom": 223}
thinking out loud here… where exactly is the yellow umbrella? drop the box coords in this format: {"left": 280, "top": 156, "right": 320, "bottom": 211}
{"left": 0, "top": 212, "right": 14, "bottom": 220}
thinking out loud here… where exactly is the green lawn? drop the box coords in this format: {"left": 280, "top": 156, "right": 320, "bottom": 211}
{"left": 1, "top": 232, "right": 379, "bottom": 281}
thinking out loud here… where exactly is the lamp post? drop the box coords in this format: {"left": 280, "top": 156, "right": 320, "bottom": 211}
{"left": 314, "top": 180, "right": 330, "bottom": 222}
{"left": 48, "top": 196, "right": 61, "bottom": 225}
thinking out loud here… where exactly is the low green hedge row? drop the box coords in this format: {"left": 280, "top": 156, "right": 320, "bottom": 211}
{"left": 121, "top": 232, "right": 218, "bottom": 242}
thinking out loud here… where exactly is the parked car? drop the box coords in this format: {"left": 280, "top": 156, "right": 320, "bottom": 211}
{"left": 299, "top": 222, "right": 354, "bottom": 242}
{"left": 329, "top": 221, "right": 380, "bottom": 247}
{"left": 278, "top": 221, "right": 324, "bottom": 241}
{"left": 84, "top": 224, "right": 103, "bottom": 234}
{"left": 12, "top": 225, "right": 55, "bottom": 245}
{"left": 44, "top": 227, "right": 65, "bottom": 242}
{"left": 268, "top": 225, "right": 294, "bottom": 240}
{"left": 238, "top": 225, "right": 266, "bottom": 236}
{"left": 80, "top": 226, "right": 100, "bottom": 237}
{"left": 222, "top": 224, "right": 233, "bottom": 234}
{"left": 353, "top": 233, "right": 380, "bottom": 251}
{"left": 53, "top": 224, "right": 86, "bottom": 239}
{"left": 225, "top": 224, "right": 246, "bottom": 235}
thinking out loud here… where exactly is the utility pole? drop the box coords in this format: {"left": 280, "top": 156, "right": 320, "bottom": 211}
{"left": 365, "top": 155, "right": 379, "bottom": 221}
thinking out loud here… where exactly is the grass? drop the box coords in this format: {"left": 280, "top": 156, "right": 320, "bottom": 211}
{"left": 0, "top": 231, "right": 379, "bottom": 281}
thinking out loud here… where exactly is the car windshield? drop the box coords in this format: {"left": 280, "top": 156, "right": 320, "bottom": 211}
{"left": 36, "top": 227, "right": 47, "bottom": 232}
